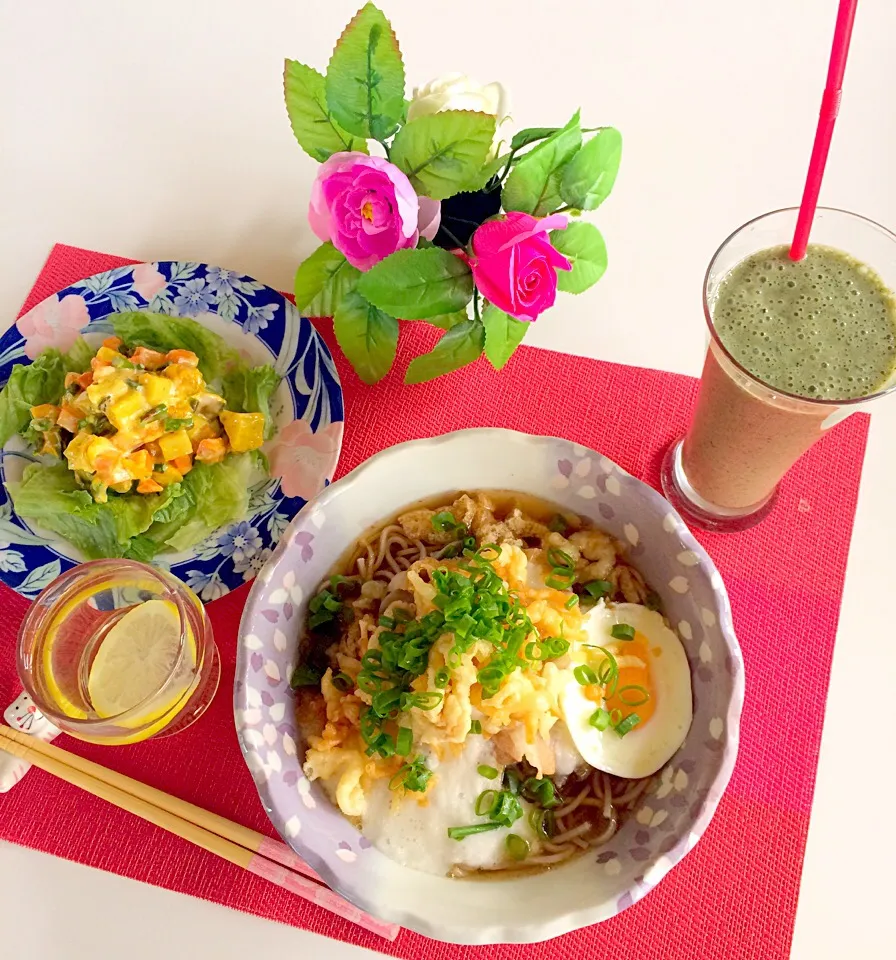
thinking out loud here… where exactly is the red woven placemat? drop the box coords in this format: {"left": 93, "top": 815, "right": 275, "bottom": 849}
{"left": 0, "top": 244, "right": 869, "bottom": 959}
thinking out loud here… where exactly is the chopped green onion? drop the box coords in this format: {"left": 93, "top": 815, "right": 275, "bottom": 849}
{"left": 389, "top": 756, "right": 432, "bottom": 792}
{"left": 434, "top": 668, "right": 449, "bottom": 689}
{"left": 546, "top": 572, "right": 576, "bottom": 590}
{"left": 529, "top": 807, "right": 555, "bottom": 839}
{"left": 589, "top": 708, "right": 612, "bottom": 731}
{"left": 522, "top": 777, "right": 558, "bottom": 808}
{"left": 401, "top": 691, "right": 443, "bottom": 711}
{"left": 463, "top": 536, "right": 476, "bottom": 550}
{"left": 609, "top": 708, "right": 623, "bottom": 726}
{"left": 469, "top": 719, "right": 482, "bottom": 735}
{"left": 584, "top": 580, "right": 613, "bottom": 598}
{"left": 372, "top": 688, "right": 403, "bottom": 718}
{"left": 618, "top": 684, "right": 650, "bottom": 707}
{"left": 331, "top": 671, "right": 353, "bottom": 692}
{"left": 163, "top": 417, "right": 194, "bottom": 432}
{"left": 505, "top": 834, "right": 530, "bottom": 861}
{"left": 477, "top": 765, "right": 499, "bottom": 780}
{"left": 615, "top": 713, "right": 642, "bottom": 737}
{"left": 432, "top": 511, "right": 465, "bottom": 535}
{"left": 289, "top": 664, "right": 323, "bottom": 688}
{"left": 585, "top": 645, "right": 619, "bottom": 696}
{"left": 565, "top": 595, "right": 579, "bottom": 609}
{"left": 503, "top": 768, "right": 522, "bottom": 795}
{"left": 140, "top": 403, "right": 168, "bottom": 423}
{"left": 395, "top": 727, "right": 413, "bottom": 756}
{"left": 491, "top": 790, "right": 524, "bottom": 827}
{"left": 475, "top": 789, "right": 499, "bottom": 816}
{"left": 610, "top": 623, "right": 636, "bottom": 641}
{"left": 392, "top": 608, "right": 412, "bottom": 623}
{"left": 547, "top": 514, "right": 569, "bottom": 534}
{"left": 547, "top": 547, "right": 574, "bottom": 570}
{"left": 545, "top": 636, "right": 570, "bottom": 658}
{"left": 574, "top": 664, "right": 599, "bottom": 686}
{"left": 110, "top": 355, "right": 137, "bottom": 369}
{"left": 378, "top": 615, "right": 395, "bottom": 629}
{"left": 447, "top": 822, "right": 502, "bottom": 841}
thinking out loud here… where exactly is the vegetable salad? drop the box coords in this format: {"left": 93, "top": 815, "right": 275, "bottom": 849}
{"left": 0, "top": 311, "right": 280, "bottom": 561}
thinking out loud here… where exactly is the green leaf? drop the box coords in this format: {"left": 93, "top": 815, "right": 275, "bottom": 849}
{"left": 325, "top": 2, "right": 406, "bottom": 141}
{"left": 550, "top": 222, "right": 608, "bottom": 294}
{"left": 283, "top": 60, "right": 368, "bottom": 161}
{"left": 426, "top": 310, "right": 469, "bottom": 330}
{"left": 391, "top": 110, "right": 496, "bottom": 200}
{"left": 465, "top": 151, "right": 511, "bottom": 191}
{"left": 333, "top": 289, "right": 399, "bottom": 384}
{"left": 404, "top": 320, "right": 485, "bottom": 384}
{"left": 294, "top": 243, "right": 361, "bottom": 316}
{"left": 510, "top": 127, "right": 560, "bottom": 151}
{"left": 509, "top": 125, "right": 604, "bottom": 154}
{"left": 358, "top": 248, "right": 474, "bottom": 319}
{"left": 482, "top": 304, "right": 529, "bottom": 370}
{"left": 502, "top": 111, "right": 582, "bottom": 216}
{"left": 0, "top": 345, "right": 88, "bottom": 447}
{"left": 560, "top": 127, "right": 622, "bottom": 211}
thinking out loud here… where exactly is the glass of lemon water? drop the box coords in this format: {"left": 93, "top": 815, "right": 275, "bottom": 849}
{"left": 17, "top": 560, "right": 219, "bottom": 744}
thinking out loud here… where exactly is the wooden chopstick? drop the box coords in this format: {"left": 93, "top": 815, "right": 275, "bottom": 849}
{"left": 0, "top": 724, "right": 322, "bottom": 880}
{"left": 0, "top": 726, "right": 398, "bottom": 941}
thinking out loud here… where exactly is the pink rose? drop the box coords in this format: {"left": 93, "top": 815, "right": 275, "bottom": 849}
{"left": 17, "top": 293, "right": 89, "bottom": 360}
{"left": 308, "top": 152, "right": 441, "bottom": 271}
{"left": 469, "top": 212, "right": 572, "bottom": 321}
{"left": 269, "top": 419, "right": 343, "bottom": 500}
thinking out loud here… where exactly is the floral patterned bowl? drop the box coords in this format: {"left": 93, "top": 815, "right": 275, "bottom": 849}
{"left": 235, "top": 429, "right": 744, "bottom": 944}
{"left": 0, "top": 262, "right": 343, "bottom": 600}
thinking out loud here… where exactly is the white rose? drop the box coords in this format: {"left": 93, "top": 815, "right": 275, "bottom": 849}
{"left": 408, "top": 73, "right": 511, "bottom": 157}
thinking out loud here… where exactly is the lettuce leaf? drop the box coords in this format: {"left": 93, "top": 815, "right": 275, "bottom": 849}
{"left": 221, "top": 364, "right": 281, "bottom": 438}
{"left": 7, "top": 463, "right": 178, "bottom": 559}
{"left": 0, "top": 339, "right": 92, "bottom": 446}
{"left": 133, "top": 452, "right": 265, "bottom": 556}
{"left": 112, "top": 312, "right": 281, "bottom": 432}
{"left": 111, "top": 311, "right": 241, "bottom": 383}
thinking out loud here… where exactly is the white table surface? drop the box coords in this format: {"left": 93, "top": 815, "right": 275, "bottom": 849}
{"left": 1, "top": 1, "right": 894, "bottom": 956}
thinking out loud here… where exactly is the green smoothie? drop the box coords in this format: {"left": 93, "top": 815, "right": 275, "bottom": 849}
{"left": 713, "top": 244, "right": 896, "bottom": 400}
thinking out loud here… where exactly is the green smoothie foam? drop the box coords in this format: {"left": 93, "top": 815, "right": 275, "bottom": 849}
{"left": 713, "top": 244, "right": 896, "bottom": 400}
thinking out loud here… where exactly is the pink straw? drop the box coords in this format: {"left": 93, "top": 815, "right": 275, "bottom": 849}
{"left": 790, "top": 0, "right": 859, "bottom": 260}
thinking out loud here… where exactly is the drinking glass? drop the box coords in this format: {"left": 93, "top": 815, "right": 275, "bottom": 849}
{"left": 17, "top": 559, "right": 219, "bottom": 744}
{"left": 661, "top": 207, "right": 896, "bottom": 532}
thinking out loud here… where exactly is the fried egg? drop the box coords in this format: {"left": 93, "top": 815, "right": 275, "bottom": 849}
{"left": 560, "top": 603, "right": 692, "bottom": 779}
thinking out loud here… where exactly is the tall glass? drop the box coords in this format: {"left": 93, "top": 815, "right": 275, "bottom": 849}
{"left": 661, "top": 208, "right": 896, "bottom": 532}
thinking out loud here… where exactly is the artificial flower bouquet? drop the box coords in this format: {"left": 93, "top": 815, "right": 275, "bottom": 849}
{"left": 285, "top": 3, "right": 621, "bottom": 384}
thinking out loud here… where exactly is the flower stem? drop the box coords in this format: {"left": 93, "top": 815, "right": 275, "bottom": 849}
{"left": 472, "top": 290, "right": 482, "bottom": 324}
{"left": 500, "top": 149, "right": 518, "bottom": 184}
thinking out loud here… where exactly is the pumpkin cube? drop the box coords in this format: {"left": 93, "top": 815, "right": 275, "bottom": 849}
{"left": 157, "top": 428, "right": 193, "bottom": 461}
{"left": 219, "top": 411, "right": 265, "bottom": 452}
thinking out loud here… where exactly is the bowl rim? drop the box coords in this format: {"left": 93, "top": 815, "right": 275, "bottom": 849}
{"left": 235, "top": 427, "right": 745, "bottom": 943}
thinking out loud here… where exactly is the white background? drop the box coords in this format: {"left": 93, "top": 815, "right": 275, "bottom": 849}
{"left": 1, "top": 0, "right": 894, "bottom": 956}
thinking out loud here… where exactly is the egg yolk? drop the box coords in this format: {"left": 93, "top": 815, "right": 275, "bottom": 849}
{"left": 588, "top": 632, "right": 656, "bottom": 726}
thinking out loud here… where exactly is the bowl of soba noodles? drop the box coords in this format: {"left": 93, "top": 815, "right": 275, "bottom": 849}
{"left": 235, "top": 429, "right": 743, "bottom": 944}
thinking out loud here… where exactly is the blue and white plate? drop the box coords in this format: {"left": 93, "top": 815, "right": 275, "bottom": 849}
{"left": 0, "top": 262, "right": 344, "bottom": 601}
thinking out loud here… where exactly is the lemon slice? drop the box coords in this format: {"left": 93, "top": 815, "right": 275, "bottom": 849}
{"left": 88, "top": 599, "right": 192, "bottom": 719}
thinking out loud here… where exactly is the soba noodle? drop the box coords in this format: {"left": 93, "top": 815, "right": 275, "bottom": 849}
{"left": 295, "top": 490, "right": 662, "bottom": 875}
